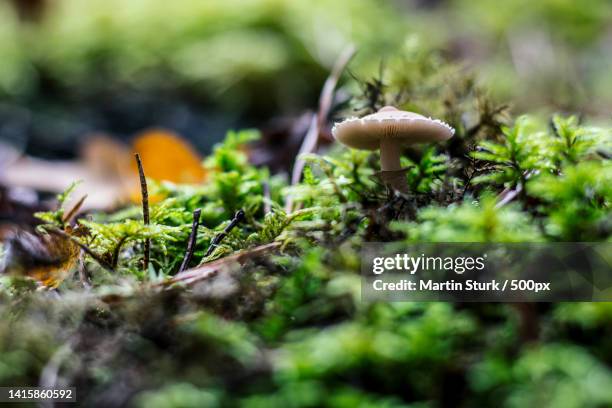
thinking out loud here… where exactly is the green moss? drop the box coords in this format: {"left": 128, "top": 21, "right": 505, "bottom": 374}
{"left": 1, "top": 45, "right": 611, "bottom": 407}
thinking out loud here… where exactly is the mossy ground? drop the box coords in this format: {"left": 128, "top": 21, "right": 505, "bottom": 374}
{"left": 0, "top": 42, "right": 611, "bottom": 408}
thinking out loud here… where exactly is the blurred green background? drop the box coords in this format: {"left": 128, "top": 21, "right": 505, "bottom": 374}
{"left": 0, "top": 0, "right": 610, "bottom": 158}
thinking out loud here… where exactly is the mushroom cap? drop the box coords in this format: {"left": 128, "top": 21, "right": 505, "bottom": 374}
{"left": 332, "top": 106, "right": 454, "bottom": 150}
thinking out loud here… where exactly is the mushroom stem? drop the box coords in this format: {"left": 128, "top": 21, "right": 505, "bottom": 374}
{"left": 379, "top": 138, "right": 409, "bottom": 193}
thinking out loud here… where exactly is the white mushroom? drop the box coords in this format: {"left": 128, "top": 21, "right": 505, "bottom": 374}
{"left": 332, "top": 106, "right": 454, "bottom": 193}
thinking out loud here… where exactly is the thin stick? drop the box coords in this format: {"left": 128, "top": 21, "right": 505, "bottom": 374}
{"left": 48, "top": 227, "right": 114, "bottom": 273}
{"left": 178, "top": 208, "right": 202, "bottom": 273}
{"left": 163, "top": 242, "right": 280, "bottom": 287}
{"left": 111, "top": 236, "right": 127, "bottom": 269}
{"left": 316, "top": 44, "right": 357, "bottom": 131}
{"left": 204, "top": 210, "right": 245, "bottom": 258}
{"left": 62, "top": 194, "right": 87, "bottom": 224}
{"left": 289, "top": 114, "right": 317, "bottom": 189}
{"left": 134, "top": 153, "right": 150, "bottom": 271}
{"left": 286, "top": 44, "right": 356, "bottom": 212}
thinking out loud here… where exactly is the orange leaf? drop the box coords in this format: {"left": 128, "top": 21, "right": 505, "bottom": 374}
{"left": 129, "top": 129, "right": 207, "bottom": 203}
{"left": 131, "top": 129, "right": 206, "bottom": 184}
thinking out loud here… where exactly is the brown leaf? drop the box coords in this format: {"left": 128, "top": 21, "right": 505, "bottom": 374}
{"left": 1, "top": 229, "right": 79, "bottom": 288}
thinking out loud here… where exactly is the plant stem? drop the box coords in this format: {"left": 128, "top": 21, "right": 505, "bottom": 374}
{"left": 286, "top": 44, "right": 356, "bottom": 212}
{"left": 62, "top": 194, "right": 87, "bottom": 224}
{"left": 204, "top": 210, "right": 245, "bottom": 258}
{"left": 135, "top": 153, "right": 150, "bottom": 271}
{"left": 178, "top": 208, "right": 202, "bottom": 272}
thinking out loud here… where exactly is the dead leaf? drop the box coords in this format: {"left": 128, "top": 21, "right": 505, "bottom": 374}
{"left": 131, "top": 128, "right": 206, "bottom": 184}
{"left": 1, "top": 229, "right": 79, "bottom": 288}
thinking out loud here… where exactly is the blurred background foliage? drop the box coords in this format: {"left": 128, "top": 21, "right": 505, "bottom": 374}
{"left": 0, "top": 0, "right": 610, "bottom": 158}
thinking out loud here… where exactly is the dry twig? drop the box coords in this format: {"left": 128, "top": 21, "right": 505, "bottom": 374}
{"left": 204, "top": 210, "right": 245, "bottom": 258}
{"left": 134, "top": 153, "right": 150, "bottom": 271}
{"left": 286, "top": 44, "right": 357, "bottom": 212}
{"left": 178, "top": 208, "right": 202, "bottom": 272}
{"left": 162, "top": 242, "right": 281, "bottom": 287}
{"left": 62, "top": 194, "right": 87, "bottom": 224}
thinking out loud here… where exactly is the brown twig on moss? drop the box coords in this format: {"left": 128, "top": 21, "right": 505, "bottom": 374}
{"left": 134, "top": 153, "right": 150, "bottom": 271}
{"left": 204, "top": 210, "right": 246, "bottom": 258}
{"left": 62, "top": 194, "right": 87, "bottom": 224}
{"left": 163, "top": 242, "right": 280, "bottom": 287}
{"left": 178, "top": 208, "right": 202, "bottom": 273}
